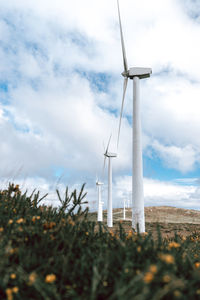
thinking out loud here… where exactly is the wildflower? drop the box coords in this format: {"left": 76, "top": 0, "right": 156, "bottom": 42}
{"left": 13, "top": 208, "right": 16, "bottom": 213}
{"left": 45, "top": 274, "right": 56, "bottom": 283}
{"left": 137, "top": 246, "right": 141, "bottom": 252}
{"left": 143, "top": 272, "right": 154, "bottom": 284}
{"left": 8, "top": 220, "right": 13, "bottom": 225}
{"left": 149, "top": 265, "right": 157, "bottom": 274}
{"left": 18, "top": 226, "right": 23, "bottom": 232}
{"left": 32, "top": 216, "right": 41, "bottom": 222}
{"left": 124, "top": 268, "right": 129, "bottom": 273}
{"left": 10, "top": 273, "right": 16, "bottom": 279}
{"left": 174, "top": 290, "right": 181, "bottom": 298}
{"left": 50, "top": 234, "right": 55, "bottom": 240}
{"left": 159, "top": 254, "right": 174, "bottom": 264}
{"left": 16, "top": 218, "right": 24, "bottom": 224}
{"left": 194, "top": 262, "right": 200, "bottom": 269}
{"left": 9, "top": 248, "right": 18, "bottom": 255}
{"left": 162, "top": 274, "right": 171, "bottom": 283}
{"left": 32, "top": 216, "right": 36, "bottom": 222}
{"left": 5, "top": 288, "right": 13, "bottom": 300}
{"left": 68, "top": 218, "right": 75, "bottom": 226}
{"left": 28, "top": 272, "right": 37, "bottom": 285}
{"left": 14, "top": 184, "right": 19, "bottom": 191}
{"left": 109, "top": 230, "right": 114, "bottom": 237}
{"left": 85, "top": 232, "right": 89, "bottom": 236}
{"left": 43, "top": 222, "right": 56, "bottom": 230}
{"left": 66, "top": 285, "right": 71, "bottom": 290}
{"left": 196, "top": 289, "right": 200, "bottom": 295}
{"left": 103, "top": 281, "right": 108, "bottom": 287}
{"left": 168, "top": 242, "right": 181, "bottom": 249}
{"left": 12, "top": 287, "right": 19, "bottom": 294}
{"left": 126, "top": 230, "right": 133, "bottom": 239}
{"left": 0, "top": 227, "right": 4, "bottom": 232}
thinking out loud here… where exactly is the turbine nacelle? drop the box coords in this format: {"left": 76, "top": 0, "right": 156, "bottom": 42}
{"left": 122, "top": 67, "right": 152, "bottom": 79}
{"left": 104, "top": 152, "right": 117, "bottom": 158}
{"left": 96, "top": 181, "right": 104, "bottom": 186}
{"left": 129, "top": 67, "right": 152, "bottom": 79}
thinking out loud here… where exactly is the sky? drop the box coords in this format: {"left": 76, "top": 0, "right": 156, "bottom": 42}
{"left": 1, "top": 0, "right": 200, "bottom": 210}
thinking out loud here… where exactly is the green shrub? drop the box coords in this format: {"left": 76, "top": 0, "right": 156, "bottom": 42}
{"left": 0, "top": 183, "right": 200, "bottom": 299}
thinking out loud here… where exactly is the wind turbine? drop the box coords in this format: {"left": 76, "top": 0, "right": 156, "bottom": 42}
{"left": 96, "top": 179, "right": 103, "bottom": 222}
{"left": 123, "top": 198, "right": 126, "bottom": 220}
{"left": 103, "top": 136, "right": 117, "bottom": 227}
{"left": 117, "top": 0, "right": 152, "bottom": 233}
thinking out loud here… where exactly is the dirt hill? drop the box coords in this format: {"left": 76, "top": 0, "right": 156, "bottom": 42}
{"left": 89, "top": 206, "right": 200, "bottom": 238}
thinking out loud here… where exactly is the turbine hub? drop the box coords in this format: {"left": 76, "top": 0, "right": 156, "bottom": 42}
{"left": 121, "top": 70, "right": 129, "bottom": 77}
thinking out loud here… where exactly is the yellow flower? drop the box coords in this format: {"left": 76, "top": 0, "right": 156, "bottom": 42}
{"left": 0, "top": 227, "right": 4, "bottom": 232}
{"left": 126, "top": 230, "right": 133, "bottom": 239}
{"left": 174, "top": 290, "right": 181, "bottom": 298}
{"left": 196, "top": 289, "right": 200, "bottom": 295}
{"left": 149, "top": 265, "right": 157, "bottom": 274}
{"left": 10, "top": 273, "right": 16, "bottom": 279}
{"left": 8, "top": 219, "right": 13, "bottom": 225}
{"left": 5, "top": 288, "right": 13, "bottom": 300}
{"left": 168, "top": 242, "right": 181, "bottom": 249}
{"left": 32, "top": 216, "right": 36, "bottom": 222}
{"left": 85, "top": 232, "right": 89, "bottom": 236}
{"left": 194, "top": 262, "right": 200, "bottom": 269}
{"left": 12, "top": 287, "right": 19, "bottom": 294}
{"left": 124, "top": 268, "right": 129, "bottom": 273}
{"left": 137, "top": 246, "right": 141, "bottom": 252}
{"left": 45, "top": 274, "right": 56, "bottom": 283}
{"left": 16, "top": 218, "right": 24, "bottom": 224}
{"left": 143, "top": 272, "right": 154, "bottom": 284}
{"left": 13, "top": 208, "right": 16, "bottom": 213}
{"left": 32, "top": 216, "right": 41, "bottom": 222}
{"left": 103, "top": 281, "right": 108, "bottom": 287}
{"left": 162, "top": 274, "right": 171, "bottom": 283}
{"left": 160, "top": 254, "right": 174, "bottom": 264}
{"left": 18, "top": 226, "right": 23, "bottom": 232}
{"left": 28, "top": 272, "right": 37, "bottom": 285}
{"left": 109, "top": 230, "right": 114, "bottom": 237}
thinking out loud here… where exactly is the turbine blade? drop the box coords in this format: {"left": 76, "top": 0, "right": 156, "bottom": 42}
{"left": 117, "top": 77, "right": 128, "bottom": 148}
{"left": 117, "top": 0, "right": 128, "bottom": 73}
{"left": 105, "top": 134, "right": 112, "bottom": 154}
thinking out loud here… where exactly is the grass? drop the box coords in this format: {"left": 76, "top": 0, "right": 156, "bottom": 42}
{"left": 0, "top": 183, "right": 200, "bottom": 299}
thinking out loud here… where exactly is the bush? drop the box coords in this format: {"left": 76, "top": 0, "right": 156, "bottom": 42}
{"left": 0, "top": 183, "right": 200, "bottom": 299}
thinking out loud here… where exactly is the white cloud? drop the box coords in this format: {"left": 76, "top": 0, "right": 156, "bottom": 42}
{"left": 1, "top": 0, "right": 200, "bottom": 209}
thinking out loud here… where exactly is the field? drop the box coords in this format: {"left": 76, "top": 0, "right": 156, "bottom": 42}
{"left": 0, "top": 184, "right": 200, "bottom": 299}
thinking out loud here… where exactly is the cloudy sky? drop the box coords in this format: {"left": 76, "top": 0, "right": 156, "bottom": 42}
{"left": 1, "top": 0, "right": 200, "bottom": 210}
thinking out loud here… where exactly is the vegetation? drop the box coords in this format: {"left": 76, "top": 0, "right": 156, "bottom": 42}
{"left": 0, "top": 183, "right": 200, "bottom": 299}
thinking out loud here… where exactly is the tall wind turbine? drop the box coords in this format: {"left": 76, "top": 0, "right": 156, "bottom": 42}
{"left": 96, "top": 179, "right": 103, "bottom": 222}
{"left": 103, "top": 136, "right": 117, "bottom": 227}
{"left": 117, "top": 0, "right": 152, "bottom": 233}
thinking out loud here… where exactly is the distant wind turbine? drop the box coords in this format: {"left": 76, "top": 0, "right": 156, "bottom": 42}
{"left": 117, "top": 0, "right": 152, "bottom": 233}
{"left": 123, "top": 198, "right": 126, "bottom": 220}
{"left": 103, "top": 135, "right": 117, "bottom": 227}
{"left": 96, "top": 179, "right": 103, "bottom": 222}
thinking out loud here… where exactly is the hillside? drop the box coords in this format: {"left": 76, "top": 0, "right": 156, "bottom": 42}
{"left": 89, "top": 206, "right": 200, "bottom": 237}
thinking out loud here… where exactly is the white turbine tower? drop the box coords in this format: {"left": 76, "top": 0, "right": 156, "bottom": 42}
{"left": 96, "top": 179, "right": 103, "bottom": 222}
{"left": 123, "top": 198, "right": 126, "bottom": 220}
{"left": 103, "top": 136, "right": 117, "bottom": 228}
{"left": 117, "top": 0, "right": 152, "bottom": 233}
